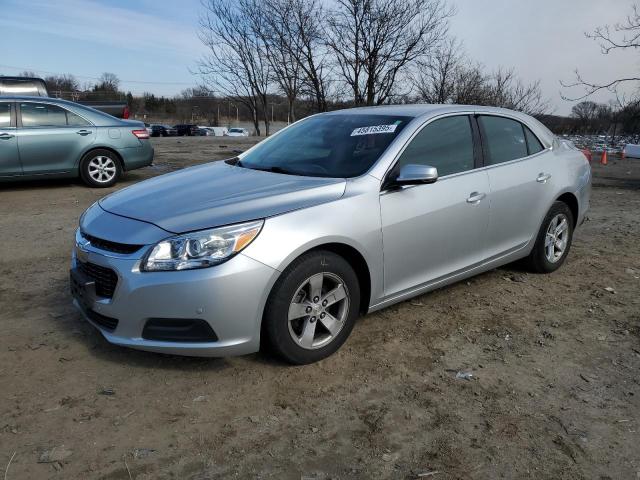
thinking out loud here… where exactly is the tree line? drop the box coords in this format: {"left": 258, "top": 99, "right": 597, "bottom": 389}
{"left": 196, "top": 0, "right": 548, "bottom": 135}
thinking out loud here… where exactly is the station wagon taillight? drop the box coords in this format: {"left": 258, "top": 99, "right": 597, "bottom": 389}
{"left": 132, "top": 129, "right": 149, "bottom": 139}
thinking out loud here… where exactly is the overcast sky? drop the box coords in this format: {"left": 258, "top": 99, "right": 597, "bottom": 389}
{"left": 2, "top": 0, "right": 638, "bottom": 115}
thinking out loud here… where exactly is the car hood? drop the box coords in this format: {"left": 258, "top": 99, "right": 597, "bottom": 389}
{"left": 99, "top": 161, "right": 347, "bottom": 233}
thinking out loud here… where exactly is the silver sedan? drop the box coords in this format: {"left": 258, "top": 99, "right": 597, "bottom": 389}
{"left": 71, "top": 105, "right": 591, "bottom": 364}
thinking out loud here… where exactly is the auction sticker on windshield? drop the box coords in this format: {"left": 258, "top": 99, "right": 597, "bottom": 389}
{"left": 350, "top": 124, "right": 398, "bottom": 136}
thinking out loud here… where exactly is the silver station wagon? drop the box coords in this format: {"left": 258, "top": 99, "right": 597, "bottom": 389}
{"left": 71, "top": 105, "right": 591, "bottom": 364}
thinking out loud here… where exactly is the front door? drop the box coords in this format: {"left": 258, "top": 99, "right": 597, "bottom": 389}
{"left": 0, "top": 101, "right": 21, "bottom": 176}
{"left": 380, "top": 115, "right": 491, "bottom": 297}
{"left": 16, "top": 101, "right": 96, "bottom": 175}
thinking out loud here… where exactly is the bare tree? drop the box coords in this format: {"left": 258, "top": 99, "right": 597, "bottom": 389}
{"left": 487, "top": 68, "right": 549, "bottom": 116}
{"left": 413, "top": 52, "right": 549, "bottom": 115}
{"left": 327, "top": 0, "right": 453, "bottom": 106}
{"left": 411, "top": 37, "right": 462, "bottom": 103}
{"left": 562, "top": 5, "right": 640, "bottom": 102}
{"left": 45, "top": 74, "right": 79, "bottom": 94}
{"left": 95, "top": 72, "right": 120, "bottom": 93}
{"left": 263, "top": 0, "right": 331, "bottom": 113}
{"left": 571, "top": 100, "right": 600, "bottom": 132}
{"left": 197, "top": 0, "right": 272, "bottom": 135}
{"left": 258, "top": 0, "right": 303, "bottom": 121}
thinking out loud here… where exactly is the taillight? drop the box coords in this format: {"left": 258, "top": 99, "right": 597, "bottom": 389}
{"left": 123, "top": 105, "right": 130, "bottom": 119}
{"left": 132, "top": 129, "right": 149, "bottom": 139}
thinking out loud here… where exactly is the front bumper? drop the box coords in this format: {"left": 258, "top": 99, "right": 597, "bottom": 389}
{"left": 70, "top": 230, "right": 278, "bottom": 357}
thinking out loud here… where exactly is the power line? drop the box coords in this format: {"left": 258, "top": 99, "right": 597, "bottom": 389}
{"left": 0, "top": 64, "right": 195, "bottom": 86}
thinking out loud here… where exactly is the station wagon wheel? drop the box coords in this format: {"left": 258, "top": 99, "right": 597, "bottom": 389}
{"left": 287, "top": 272, "right": 350, "bottom": 350}
{"left": 525, "top": 201, "right": 574, "bottom": 273}
{"left": 263, "top": 250, "right": 360, "bottom": 364}
{"left": 79, "top": 149, "right": 122, "bottom": 188}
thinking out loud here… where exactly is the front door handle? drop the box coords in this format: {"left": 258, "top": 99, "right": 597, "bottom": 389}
{"left": 466, "top": 192, "right": 486, "bottom": 204}
{"left": 537, "top": 173, "right": 552, "bottom": 183}
{"left": 0, "top": 132, "right": 14, "bottom": 139}
{"left": 76, "top": 129, "right": 92, "bottom": 136}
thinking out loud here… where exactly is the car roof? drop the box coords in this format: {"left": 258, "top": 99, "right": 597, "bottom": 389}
{"left": 324, "top": 104, "right": 525, "bottom": 118}
{"left": 323, "top": 103, "right": 555, "bottom": 146}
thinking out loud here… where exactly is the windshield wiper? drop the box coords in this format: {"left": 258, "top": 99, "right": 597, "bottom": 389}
{"left": 242, "top": 164, "right": 302, "bottom": 176}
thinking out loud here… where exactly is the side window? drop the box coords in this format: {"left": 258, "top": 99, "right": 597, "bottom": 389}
{"left": 20, "top": 103, "right": 89, "bottom": 127}
{"left": 524, "top": 125, "right": 544, "bottom": 155}
{"left": 479, "top": 116, "right": 527, "bottom": 165}
{"left": 66, "top": 111, "right": 90, "bottom": 126}
{"left": 396, "top": 115, "right": 475, "bottom": 177}
{"left": 21, "top": 103, "right": 67, "bottom": 127}
{"left": 0, "top": 103, "right": 11, "bottom": 128}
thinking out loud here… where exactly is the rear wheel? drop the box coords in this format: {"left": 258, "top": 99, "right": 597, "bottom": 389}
{"left": 79, "top": 149, "right": 121, "bottom": 188}
{"left": 524, "top": 201, "right": 574, "bottom": 273}
{"left": 263, "top": 251, "right": 360, "bottom": 364}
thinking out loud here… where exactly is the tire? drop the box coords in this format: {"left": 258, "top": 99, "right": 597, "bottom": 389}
{"left": 524, "top": 201, "right": 574, "bottom": 273}
{"left": 263, "top": 250, "right": 360, "bottom": 364}
{"left": 79, "top": 149, "right": 122, "bottom": 188}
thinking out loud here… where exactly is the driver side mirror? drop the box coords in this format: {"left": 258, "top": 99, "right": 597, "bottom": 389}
{"left": 394, "top": 164, "right": 438, "bottom": 186}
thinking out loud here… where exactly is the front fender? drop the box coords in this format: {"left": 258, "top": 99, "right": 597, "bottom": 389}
{"left": 242, "top": 176, "right": 385, "bottom": 307}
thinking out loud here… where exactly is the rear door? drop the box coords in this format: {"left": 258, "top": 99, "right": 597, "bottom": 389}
{"left": 478, "top": 114, "right": 555, "bottom": 258}
{"left": 0, "top": 101, "right": 21, "bottom": 176}
{"left": 16, "top": 101, "right": 96, "bottom": 175}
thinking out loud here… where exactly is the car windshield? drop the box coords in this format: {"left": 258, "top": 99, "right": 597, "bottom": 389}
{"left": 230, "top": 128, "right": 243, "bottom": 132}
{"left": 239, "top": 114, "right": 412, "bottom": 177}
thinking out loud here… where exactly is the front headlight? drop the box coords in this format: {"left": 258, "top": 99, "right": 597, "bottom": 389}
{"left": 141, "top": 220, "right": 263, "bottom": 271}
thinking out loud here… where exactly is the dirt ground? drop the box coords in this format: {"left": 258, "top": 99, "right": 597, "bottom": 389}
{"left": 0, "top": 137, "right": 638, "bottom": 479}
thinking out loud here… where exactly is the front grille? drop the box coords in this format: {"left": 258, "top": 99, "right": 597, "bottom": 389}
{"left": 82, "top": 232, "right": 142, "bottom": 255}
{"left": 76, "top": 261, "right": 118, "bottom": 298}
{"left": 85, "top": 308, "right": 119, "bottom": 331}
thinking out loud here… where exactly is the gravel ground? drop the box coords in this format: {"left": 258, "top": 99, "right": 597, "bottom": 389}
{"left": 0, "top": 137, "right": 638, "bottom": 479}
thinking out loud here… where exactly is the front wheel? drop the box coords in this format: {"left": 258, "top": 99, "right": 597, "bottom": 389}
{"left": 524, "top": 201, "right": 574, "bottom": 273}
{"left": 263, "top": 251, "right": 360, "bottom": 364}
{"left": 79, "top": 149, "right": 122, "bottom": 188}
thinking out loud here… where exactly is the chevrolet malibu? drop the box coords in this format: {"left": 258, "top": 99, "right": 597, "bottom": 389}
{"left": 70, "top": 105, "right": 591, "bottom": 364}
{"left": 0, "top": 96, "right": 153, "bottom": 187}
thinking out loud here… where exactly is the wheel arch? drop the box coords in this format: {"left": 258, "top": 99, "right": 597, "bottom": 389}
{"left": 555, "top": 191, "right": 579, "bottom": 227}
{"left": 266, "top": 241, "right": 373, "bottom": 317}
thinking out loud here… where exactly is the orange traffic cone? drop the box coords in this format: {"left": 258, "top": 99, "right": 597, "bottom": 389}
{"left": 621, "top": 149, "right": 626, "bottom": 159}
{"left": 600, "top": 149, "right": 608, "bottom": 165}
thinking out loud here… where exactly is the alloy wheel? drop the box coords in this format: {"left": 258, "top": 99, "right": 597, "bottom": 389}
{"left": 88, "top": 156, "right": 117, "bottom": 184}
{"left": 287, "top": 272, "right": 350, "bottom": 350}
{"left": 545, "top": 213, "right": 569, "bottom": 263}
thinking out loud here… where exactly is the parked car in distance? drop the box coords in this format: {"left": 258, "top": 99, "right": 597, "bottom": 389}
{"left": 0, "top": 96, "right": 153, "bottom": 187}
{"left": 225, "top": 127, "right": 249, "bottom": 137}
{"left": 144, "top": 123, "right": 153, "bottom": 135}
{"left": 150, "top": 124, "right": 177, "bottom": 137}
{"left": 71, "top": 105, "right": 590, "bottom": 364}
{"left": 0, "top": 76, "right": 130, "bottom": 119}
{"left": 174, "top": 124, "right": 199, "bottom": 136}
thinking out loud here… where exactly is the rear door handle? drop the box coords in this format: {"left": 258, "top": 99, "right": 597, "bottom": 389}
{"left": 0, "top": 132, "right": 14, "bottom": 139}
{"left": 466, "top": 192, "right": 486, "bottom": 204}
{"left": 537, "top": 173, "right": 552, "bottom": 183}
{"left": 76, "top": 129, "right": 92, "bottom": 136}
